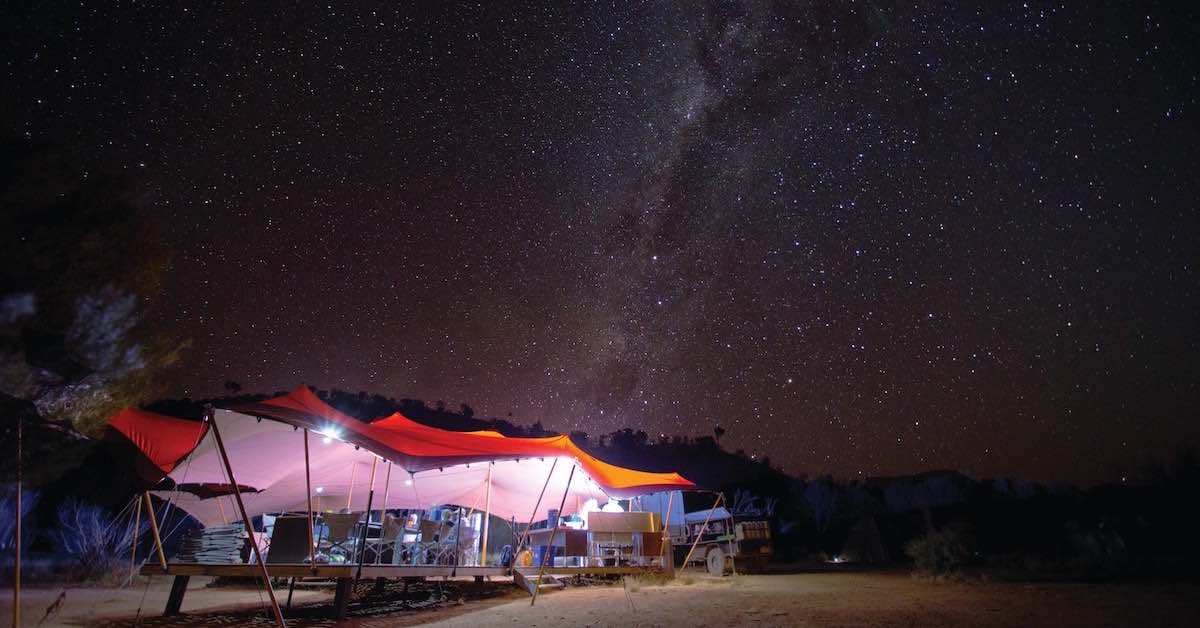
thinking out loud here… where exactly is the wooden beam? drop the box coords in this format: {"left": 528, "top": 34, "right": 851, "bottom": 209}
{"left": 303, "top": 429, "right": 315, "bottom": 572}
{"left": 144, "top": 492, "right": 168, "bottom": 572}
{"left": 662, "top": 490, "right": 675, "bottom": 575}
{"left": 129, "top": 495, "right": 142, "bottom": 584}
{"left": 679, "top": 492, "right": 722, "bottom": 569}
{"left": 208, "top": 408, "right": 286, "bottom": 627}
{"left": 333, "top": 578, "right": 352, "bottom": 620}
{"left": 142, "top": 563, "right": 354, "bottom": 578}
{"left": 140, "top": 562, "right": 660, "bottom": 579}
{"left": 13, "top": 412, "right": 21, "bottom": 628}
{"left": 480, "top": 463, "right": 493, "bottom": 567}
{"left": 164, "top": 575, "right": 190, "bottom": 616}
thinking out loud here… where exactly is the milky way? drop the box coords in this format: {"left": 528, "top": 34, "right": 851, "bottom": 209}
{"left": 6, "top": 2, "right": 1199, "bottom": 484}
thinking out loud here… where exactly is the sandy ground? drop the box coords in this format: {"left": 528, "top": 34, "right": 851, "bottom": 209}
{"left": 2, "top": 570, "right": 1198, "bottom": 627}
{"left": 0, "top": 577, "right": 335, "bottom": 627}
{"left": 422, "top": 571, "right": 1200, "bottom": 628}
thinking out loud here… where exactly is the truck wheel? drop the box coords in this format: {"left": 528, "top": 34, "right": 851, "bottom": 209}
{"left": 706, "top": 546, "right": 729, "bottom": 576}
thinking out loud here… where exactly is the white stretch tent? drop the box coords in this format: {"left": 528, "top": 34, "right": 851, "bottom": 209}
{"left": 160, "top": 409, "right": 609, "bottom": 526}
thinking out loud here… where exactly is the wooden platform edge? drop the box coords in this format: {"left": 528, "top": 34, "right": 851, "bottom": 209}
{"left": 141, "top": 562, "right": 666, "bottom": 579}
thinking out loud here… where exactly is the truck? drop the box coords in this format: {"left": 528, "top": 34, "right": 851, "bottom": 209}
{"left": 671, "top": 506, "right": 772, "bottom": 575}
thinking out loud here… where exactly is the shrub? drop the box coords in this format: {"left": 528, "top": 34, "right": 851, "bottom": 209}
{"left": 51, "top": 498, "right": 141, "bottom": 580}
{"left": 905, "top": 522, "right": 974, "bottom": 574}
{"left": 0, "top": 487, "right": 38, "bottom": 551}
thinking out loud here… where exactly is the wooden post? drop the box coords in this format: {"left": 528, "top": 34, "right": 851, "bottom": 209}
{"left": 208, "top": 410, "right": 286, "bottom": 628}
{"left": 515, "top": 458, "right": 558, "bottom": 556}
{"left": 721, "top": 492, "right": 737, "bottom": 575}
{"left": 129, "top": 495, "right": 143, "bottom": 583}
{"left": 332, "top": 577, "right": 352, "bottom": 620}
{"left": 144, "top": 492, "right": 168, "bottom": 572}
{"left": 679, "top": 492, "right": 722, "bottom": 570}
{"left": 346, "top": 462, "right": 357, "bottom": 511}
{"left": 303, "top": 429, "right": 316, "bottom": 572}
{"left": 164, "top": 575, "right": 190, "bottom": 616}
{"left": 661, "top": 490, "right": 675, "bottom": 574}
{"left": 480, "top": 463, "right": 493, "bottom": 567}
{"left": 376, "top": 462, "right": 392, "bottom": 565}
{"left": 13, "top": 411, "right": 21, "bottom": 628}
{"left": 531, "top": 464, "right": 575, "bottom": 606}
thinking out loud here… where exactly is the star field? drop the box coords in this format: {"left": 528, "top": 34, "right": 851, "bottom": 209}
{"left": 6, "top": 2, "right": 1199, "bottom": 484}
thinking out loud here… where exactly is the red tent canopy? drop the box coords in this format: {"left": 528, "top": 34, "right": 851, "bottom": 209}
{"left": 230, "top": 386, "right": 693, "bottom": 496}
{"left": 107, "top": 407, "right": 207, "bottom": 474}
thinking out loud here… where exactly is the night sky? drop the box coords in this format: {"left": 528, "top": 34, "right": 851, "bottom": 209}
{"left": 7, "top": 2, "right": 1199, "bottom": 485}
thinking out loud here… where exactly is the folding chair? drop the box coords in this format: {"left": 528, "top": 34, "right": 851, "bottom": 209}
{"left": 318, "top": 512, "right": 363, "bottom": 562}
{"left": 393, "top": 513, "right": 422, "bottom": 565}
{"left": 365, "top": 513, "right": 404, "bottom": 564}
{"left": 452, "top": 521, "right": 478, "bottom": 566}
{"left": 417, "top": 519, "right": 441, "bottom": 565}
{"left": 266, "top": 515, "right": 313, "bottom": 564}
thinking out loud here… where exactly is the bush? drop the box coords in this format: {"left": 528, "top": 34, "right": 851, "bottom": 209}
{"left": 51, "top": 498, "right": 140, "bottom": 581}
{"left": 0, "top": 486, "right": 38, "bottom": 551}
{"left": 905, "top": 522, "right": 974, "bottom": 574}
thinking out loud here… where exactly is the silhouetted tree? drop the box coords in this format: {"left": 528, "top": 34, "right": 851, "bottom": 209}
{"left": 713, "top": 424, "right": 726, "bottom": 444}
{"left": 804, "top": 478, "right": 838, "bottom": 534}
{"left": 223, "top": 381, "right": 242, "bottom": 395}
{"left": 460, "top": 403, "right": 474, "bottom": 419}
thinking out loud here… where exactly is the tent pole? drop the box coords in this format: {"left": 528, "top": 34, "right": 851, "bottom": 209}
{"left": 679, "top": 492, "right": 722, "bottom": 572}
{"left": 303, "top": 429, "right": 315, "bottom": 573}
{"left": 515, "top": 458, "right": 558, "bottom": 557}
{"left": 661, "top": 491, "right": 675, "bottom": 575}
{"left": 376, "top": 462, "right": 392, "bottom": 565}
{"left": 207, "top": 409, "right": 286, "bottom": 628}
{"left": 721, "top": 492, "right": 737, "bottom": 575}
{"left": 143, "top": 492, "right": 168, "bottom": 572}
{"left": 480, "top": 463, "right": 493, "bottom": 567}
{"left": 355, "top": 457, "right": 378, "bottom": 580}
{"left": 531, "top": 464, "right": 575, "bottom": 607}
{"left": 216, "top": 494, "right": 228, "bottom": 525}
{"left": 129, "top": 495, "right": 143, "bottom": 584}
{"left": 13, "top": 410, "right": 20, "bottom": 628}
{"left": 346, "top": 463, "right": 357, "bottom": 511}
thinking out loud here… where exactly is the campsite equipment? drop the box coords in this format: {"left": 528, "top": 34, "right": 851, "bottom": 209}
{"left": 319, "top": 512, "right": 363, "bottom": 560}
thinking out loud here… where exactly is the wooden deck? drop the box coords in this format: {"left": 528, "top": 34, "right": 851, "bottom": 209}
{"left": 140, "top": 562, "right": 510, "bottom": 578}
{"left": 140, "top": 561, "right": 665, "bottom": 579}
{"left": 140, "top": 561, "right": 668, "bottom": 619}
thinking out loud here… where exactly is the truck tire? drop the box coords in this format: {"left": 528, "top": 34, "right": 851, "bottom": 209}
{"left": 706, "top": 546, "right": 729, "bottom": 576}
